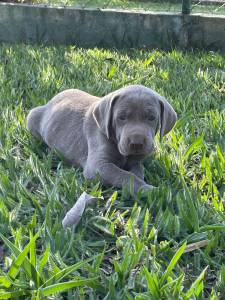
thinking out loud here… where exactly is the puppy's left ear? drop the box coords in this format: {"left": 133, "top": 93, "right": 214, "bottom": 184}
{"left": 159, "top": 96, "right": 177, "bottom": 139}
{"left": 92, "top": 92, "right": 119, "bottom": 139}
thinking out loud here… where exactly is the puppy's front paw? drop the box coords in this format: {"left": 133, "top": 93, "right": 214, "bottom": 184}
{"left": 139, "top": 184, "right": 156, "bottom": 192}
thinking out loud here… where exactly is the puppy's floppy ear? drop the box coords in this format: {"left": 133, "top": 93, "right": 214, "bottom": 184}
{"left": 159, "top": 96, "right": 177, "bottom": 139}
{"left": 92, "top": 92, "right": 119, "bottom": 139}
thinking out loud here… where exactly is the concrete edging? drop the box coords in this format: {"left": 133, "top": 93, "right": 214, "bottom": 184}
{"left": 0, "top": 3, "right": 224, "bottom": 52}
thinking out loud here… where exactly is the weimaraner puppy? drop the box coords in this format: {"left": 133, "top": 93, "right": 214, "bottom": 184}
{"left": 27, "top": 85, "right": 177, "bottom": 193}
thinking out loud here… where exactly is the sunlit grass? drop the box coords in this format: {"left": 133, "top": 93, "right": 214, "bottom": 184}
{"left": 10, "top": 0, "right": 225, "bottom": 14}
{"left": 0, "top": 44, "right": 224, "bottom": 299}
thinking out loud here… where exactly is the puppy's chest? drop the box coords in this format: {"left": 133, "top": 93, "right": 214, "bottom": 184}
{"left": 116, "top": 156, "right": 127, "bottom": 169}
{"left": 115, "top": 155, "right": 132, "bottom": 170}
{"left": 105, "top": 149, "right": 125, "bottom": 169}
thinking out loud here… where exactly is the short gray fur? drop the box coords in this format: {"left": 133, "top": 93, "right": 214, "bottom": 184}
{"left": 26, "top": 85, "right": 177, "bottom": 193}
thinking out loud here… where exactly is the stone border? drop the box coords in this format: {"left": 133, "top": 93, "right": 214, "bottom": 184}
{"left": 0, "top": 3, "right": 224, "bottom": 52}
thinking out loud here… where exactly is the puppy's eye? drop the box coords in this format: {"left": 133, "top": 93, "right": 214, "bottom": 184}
{"left": 118, "top": 114, "right": 127, "bottom": 121}
{"left": 147, "top": 114, "right": 156, "bottom": 121}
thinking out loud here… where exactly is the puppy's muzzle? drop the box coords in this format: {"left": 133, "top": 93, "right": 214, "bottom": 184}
{"left": 128, "top": 134, "right": 147, "bottom": 154}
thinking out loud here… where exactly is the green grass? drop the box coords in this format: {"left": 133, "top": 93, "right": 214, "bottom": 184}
{"left": 0, "top": 44, "right": 224, "bottom": 299}
{"left": 9, "top": 0, "right": 225, "bottom": 15}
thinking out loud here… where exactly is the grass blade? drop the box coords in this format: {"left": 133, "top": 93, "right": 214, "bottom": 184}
{"left": 38, "top": 244, "right": 50, "bottom": 275}
{"left": 0, "top": 291, "right": 30, "bottom": 299}
{"left": 186, "top": 266, "right": 208, "bottom": 298}
{"left": 143, "top": 267, "right": 160, "bottom": 298}
{"left": 199, "top": 224, "right": 225, "bottom": 232}
{"left": 0, "top": 276, "right": 11, "bottom": 288}
{"left": 41, "top": 256, "right": 97, "bottom": 288}
{"left": 160, "top": 242, "right": 187, "bottom": 286}
{"left": 41, "top": 277, "right": 101, "bottom": 296}
{"left": 7, "top": 231, "right": 39, "bottom": 280}
{"left": 0, "top": 232, "right": 42, "bottom": 287}
{"left": 29, "top": 231, "right": 36, "bottom": 268}
{"left": 183, "top": 135, "right": 204, "bottom": 160}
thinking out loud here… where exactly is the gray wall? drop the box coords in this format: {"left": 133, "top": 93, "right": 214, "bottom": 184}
{"left": 0, "top": 3, "right": 224, "bottom": 52}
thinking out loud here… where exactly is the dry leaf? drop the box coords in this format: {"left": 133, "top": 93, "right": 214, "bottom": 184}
{"left": 62, "top": 192, "right": 103, "bottom": 228}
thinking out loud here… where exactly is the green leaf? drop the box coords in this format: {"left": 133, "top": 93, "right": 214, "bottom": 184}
{"left": 186, "top": 191, "right": 199, "bottom": 232}
{"left": 161, "top": 273, "right": 184, "bottom": 291}
{"left": 7, "top": 231, "right": 39, "bottom": 279}
{"left": 41, "top": 256, "right": 96, "bottom": 288}
{"left": 199, "top": 224, "right": 225, "bottom": 232}
{"left": 183, "top": 135, "right": 204, "bottom": 159}
{"left": 92, "top": 223, "right": 114, "bottom": 236}
{"left": 219, "top": 265, "right": 225, "bottom": 285}
{"left": 144, "top": 267, "right": 160, "bottom": 298}
{"left": 160, "top": 242, "right": 187, "bottom": 286}
{"left": 0, "top": 232, "right": 42, "bottom": 287}
{"left": 38, "top": 244, "right": 50, "bottom": 275}
{"left": 107, "top": 65, "right": 117, "bottom": 79}
{"left": 216, "top": 144, "right": 225, "bottom": 164}
{"left": 0, "top": 276, "right": 11, "bottom": 288}
{"left": 141, "top": 209, "right": 150, "bottom": 238}
{"left": 144, "top": 53, "right": 156, "bottom": 66}
{"left": 186, "top": 266, "right": 208, "bottom": 298}
{"left": 0, "top": 290, "right": 30, "bottom": 299}
{"left": 29, "top": 231, "right": 36, "bottom": 268}
{"left": 174, "top": 113, "right": 192, "bottom": 130}
{"left": 105, "top": 191, "right": 118, "bottom": 218}
{"left": 40, "top": 277, "right": 100, "bottom": 296}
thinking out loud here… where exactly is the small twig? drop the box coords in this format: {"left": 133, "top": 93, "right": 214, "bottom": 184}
{"left": 184, "top": 240, "right": 209, "bottom": 253}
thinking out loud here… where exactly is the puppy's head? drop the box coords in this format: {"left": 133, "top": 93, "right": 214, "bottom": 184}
{"left": 93, "top": 85, "right": 177, "bottom": 156}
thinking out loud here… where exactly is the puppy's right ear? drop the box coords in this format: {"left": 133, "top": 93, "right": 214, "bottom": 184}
{"left": 159, "top": 97, "right": 177, "bottom": 140}
{"left": 92, "top": 92, "right": 118, "bottom": 139}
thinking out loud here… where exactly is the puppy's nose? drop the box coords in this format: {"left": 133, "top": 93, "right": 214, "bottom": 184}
{"left": 129, "top": 135, "right": 146, "bottom": 151}
{"left": 130, "top": 142, "right": 144, "bottom": 151}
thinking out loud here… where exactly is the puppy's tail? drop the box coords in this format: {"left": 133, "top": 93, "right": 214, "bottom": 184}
{"left": 26, "top": 106, "right": 45, "bottom": 138}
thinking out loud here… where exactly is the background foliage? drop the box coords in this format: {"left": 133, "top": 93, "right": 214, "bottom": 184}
{"left": 1, "top": 0, "right": 225, "bottom": 14}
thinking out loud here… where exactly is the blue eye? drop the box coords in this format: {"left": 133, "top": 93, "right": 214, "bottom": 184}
{"left": 118, "top": 114, "right": 126, "bottom": 121}
{"left": 147, "top": 114, "right": 155, "bottom": 121}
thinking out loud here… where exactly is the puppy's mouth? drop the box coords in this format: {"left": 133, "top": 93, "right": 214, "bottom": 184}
{"left": 118, "top": 143, "right": 154, "bottom": 156}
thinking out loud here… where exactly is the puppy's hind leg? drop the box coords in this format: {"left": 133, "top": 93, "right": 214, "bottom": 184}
{"left": 26, "top": 106, "right": 45, "bottom": 138}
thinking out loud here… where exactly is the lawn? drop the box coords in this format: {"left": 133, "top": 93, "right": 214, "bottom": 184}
{"left": 0, "top": 44, "right": 224, "bottom": 299}
{"left": 4, "top": 0, "right": 225, "bottom": 14}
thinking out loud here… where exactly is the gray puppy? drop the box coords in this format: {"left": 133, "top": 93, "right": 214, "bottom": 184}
{"left": 27, "top": 85, "right": 177, "bottom": 193}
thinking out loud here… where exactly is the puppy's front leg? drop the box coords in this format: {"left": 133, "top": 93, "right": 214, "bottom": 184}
{"left": 125, "top": 157, "right": 145, "bottom": 180}
{"left": 84, "top": 159, "right": 153, "bottom": 194}
{"left": 128, "top": 163, "right": 144, "bottom": 181}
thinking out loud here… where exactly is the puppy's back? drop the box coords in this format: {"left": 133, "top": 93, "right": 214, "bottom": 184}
{"left": 27, "top": 89, "right": 99, "bottom": 167}
{"left": 47, "top": 89, "right": 99, "bottom": 108}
